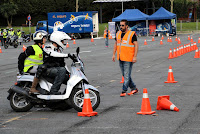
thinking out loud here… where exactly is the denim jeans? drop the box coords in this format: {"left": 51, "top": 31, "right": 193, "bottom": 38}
{"left": 119, "top": 60, "right": 136, "bottom": 92}
{"left": 45, "top": 67, "right": 66, "bottom": 93}
{"left": 105, "top": 38, "right": 108, "bottom": 46}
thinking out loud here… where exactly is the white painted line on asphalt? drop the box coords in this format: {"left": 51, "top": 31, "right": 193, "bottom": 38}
{"left": 109, "top": 80, "right": 116, "bottom": 83}
{"left": 146, "top": 65, "right": 151, "bottom": 68}
{"left": 5, "top": 70, "right": 17, "bottom": 74}
{"left": 80, "top": 51, "right": 91, "bottom": 54}
{"left": 95, "top": 86, "right": 100, "bottom": 88}
{"left": 136, "top": 70, "right": 141, "bottom": 72}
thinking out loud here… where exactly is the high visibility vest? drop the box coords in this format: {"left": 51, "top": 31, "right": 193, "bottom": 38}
{"left": 17, "top": 31, "right": 21, "bottom": 38}
{"left": 104, "top": 30, "right": 111, "bottom": 39}
{"left": 3, "top": 32, "right": 7, "bottom": 38}
{"left": 116, "top": 30, "right": 135, "bottom": 62}
{"left": 9, "top": 31, "right": 14, "bottom": 36}
{"left": 24, "top": 45, "right": 43, "bottom": 72}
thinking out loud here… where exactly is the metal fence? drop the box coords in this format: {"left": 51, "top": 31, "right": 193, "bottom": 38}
{"left": 177, "top": 19, "right": 200, "bottom": 31}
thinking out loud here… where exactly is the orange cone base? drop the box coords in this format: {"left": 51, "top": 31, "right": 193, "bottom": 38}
{"left": 137, "top": 111, "right": 156, "bottom": 115}
{"left": 164, "top": 81, "right": 178, "bottom": 83}
{"left": 78, "top": 111, "right": 98, "bottom": 117}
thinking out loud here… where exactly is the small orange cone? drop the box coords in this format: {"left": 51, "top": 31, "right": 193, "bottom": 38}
{"left": 144, "top": 39, "right": 147, "bottom": 45}
{"left": 73, "top": 39, "right": 76, "bottom": 44}
{"left": 191, "top": 43, "right": 194, "bottom": 51}
{"left": 167, "top": 37, "right": 170, "bottom": 42}
{"left": 152, "top": 36, "right": 155, "bottom": 41}
{"left": 164, "top": 66, "right": 178, "bottom": 83}
{"left": 22, "top": 44, "right": 26, "bottom": 52}
{"left": 170, "top": 37, "right": 172, "bottom": 42}
{"left": 194, "top": 42, "right": 197, "bottom": 50}
{"left": 188, "top": 44, "right": 191, "bottom": 52}
{"left": 137, "top": 88, "right": 156, "bottom": 115}
{"left": 42, "top": 44, "right": 45, "bottom": 48}
{"left": 161, "top": 35, "right": 164, "bottom": 40}
{"left": 181, "top": 45, "right": 184, "bottom": 55}
{"left": 173, "top": 48, "right": 177, "bottom": 58}
{"left": 183, "top": 45, "right": 186, "bottom": 54}
{"left": 66, "top": 42, "right": 69, "bottom": 48}
{"left": 0, "top": 46, "right": 2, "bottom": 53}
{"left": 157, "top": 95, "right": 179, "bottom": 112}
{"left": 194, "top": 49, "right": 199, "bottom": 58}
{"left": 198, "top": 37, "right": 200, "bottom": 43}
{"left": 78, "top": 89, "right": 98, "bottom": 117}
{"left": 176, "top": 47, "right": 180, "bottom": 57}
{"left": 175, "top": 36, "right": 178, "bottom": 41}
{"left": 190, "top": 36, "right": 193, "bottom": 42}
{"left": 168, "top": 48, "right": 173, "bottom": 59}
{"left": 188, "top": 35, "right": 190, "bottom": 40}
{"left": 160, "top": 39, "right": 163, "bottom": 45}
{"left": 91, "top": 35, "right": 94, "bottom": 42}
{"left": 120, "top": 76, "right": 124, "bottom": 83}
{"left": 178, "top": 38, "right": 181, "bottom": 44}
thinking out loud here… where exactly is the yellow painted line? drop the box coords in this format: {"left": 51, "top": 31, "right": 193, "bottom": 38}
{"left": 0, "top": 112, "right": 32, "bottom": 126}
{"left": 17, "top": 118, "right": 48, "bottom": 120}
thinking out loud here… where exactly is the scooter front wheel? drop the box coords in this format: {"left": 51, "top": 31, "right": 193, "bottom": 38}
{"left": 69, "top": 88, "right": 100, "bottom": 112}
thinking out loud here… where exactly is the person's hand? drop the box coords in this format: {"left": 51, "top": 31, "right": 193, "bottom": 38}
{"left": 112, "top": 55, "right": 115, "bottom": 62}
{"left": 132, "top": 57, "right": 137, "bottom": 63}
{"left": 19, "top": 70, "right": 24, "bottom": 75}
{"left": 67, "top": 53, "right": 71, "bottom": 58}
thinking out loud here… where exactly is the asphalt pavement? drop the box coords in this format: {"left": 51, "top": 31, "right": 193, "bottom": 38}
{"left": 0, "top": 34, "right": 200, "bottom": 134}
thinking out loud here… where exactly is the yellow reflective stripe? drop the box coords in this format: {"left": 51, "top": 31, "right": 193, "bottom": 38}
{"left": 24, "top": 64, "right": 40, "bottom": 67}
{"left": 26, "top": 57, "right": 43, "bottom": 63}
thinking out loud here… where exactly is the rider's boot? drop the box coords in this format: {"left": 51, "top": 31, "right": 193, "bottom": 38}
{"left": 29, "top": 77, "right": 40, "bottom": 94}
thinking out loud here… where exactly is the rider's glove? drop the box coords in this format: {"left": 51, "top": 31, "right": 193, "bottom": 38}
{"left": 19, "top": 70, "right": 24, "bottom": 75}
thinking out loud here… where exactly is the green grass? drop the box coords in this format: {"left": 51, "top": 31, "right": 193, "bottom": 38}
{"left": 0, "top": 26, "right": 36, "bottom": 34}
{"left": 175, "top": 22, "right": 200, "bottom": 31}
{"left": 98, "top": 23, "right": 108, "bottom": 36}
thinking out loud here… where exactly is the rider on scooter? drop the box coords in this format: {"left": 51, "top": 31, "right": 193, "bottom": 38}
{"left": 30, "top": 31, "right": 71, "bottom": 95}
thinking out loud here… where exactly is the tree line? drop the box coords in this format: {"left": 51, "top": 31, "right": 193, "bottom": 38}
{"left": 0, "top": 0, "right": 198, "bottom": 27}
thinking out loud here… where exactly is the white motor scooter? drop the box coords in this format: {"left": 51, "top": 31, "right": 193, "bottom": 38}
{"left": 7, "top": 47, "right": 100, "bottom": 112}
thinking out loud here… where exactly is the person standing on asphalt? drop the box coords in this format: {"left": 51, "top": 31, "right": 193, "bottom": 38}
{"left": 104, "top": 26, "right": 110, "bottom": 47}
{"left": 2, "top": 29, "right": 7, "bottom": 46}
{"left": 112, "top": 19, "right": 139, "bottom": 97}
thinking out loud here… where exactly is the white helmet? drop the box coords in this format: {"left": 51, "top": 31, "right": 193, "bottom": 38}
{"left": 33, "top": 30, "right": 48, "bottom": 42}
{"left": 50, "top": 31, "right": 71, "bottom": 49}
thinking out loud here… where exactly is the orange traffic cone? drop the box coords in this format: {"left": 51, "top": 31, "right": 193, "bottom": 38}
{"left": 168, "top": 48, "right": 173, "bottom": 59}
{"left": 181, "top": 45, "right": 184, "bottom": 55}
{"left": 161, "top": 35, "right": 164, "bottom": 40}
{"left": 198, "top": 37, "right": 200, "bottom": 43}
{"left": 188, "top": 35, "right": 190, "bottom": 40}
{"left": 152, "top": 36, "right": 155, "bottom": 41}
{"left": 191, "top": 43, "right": 194, "bottom": 51}
{"left": 167, "top": 37, "right": 170, "bottom": 42}
{"left": 175, "top": 36, "right": 178, "bottom": 41}
{"left": 194, "top": 42, "right": 197, "bottom": 50}
{"left": 73, "top": 39, "right": 76, "bottom": 44}
{"left": 190, "top": 36, "right": 193, "bottom": 42}
{"left": 42, "top": 44, "right": 45, "bottom": 48}
{"left": 22, "top": 44, "right": 26, "bottom": 52}
{"left": 173, "top": 48, "right": 177, "bottom": 58}
{"left": 91, "top": 36, "right": 94, "bottom": 42}
{"left": 160, "top": 40, "right": 163, "bottom": 45}
{"left": 137, "top": 88, "right": 156, "bottom": 115}
{"left": 120, "top": 76, "right": 124, "bottom": 83}
{"left": 144, "top": 39, "right": 147, "bottom": 45}
{"left": 164, "top": 66, "right": 178, "bottom": 83}
{"left": 66, "top": 42, "right": 69, "bottom": 48}
{"left": 170, "top": 37, "right": 172, "bottom": 42}
{"left": 157, "top": 95, "right": 179, "bottom": 112}
{"left": 194, "top": 49, "right": 199, "bottom": 58}
{"left": 188, "top": 44, "right": 191, "bottom": 52}
{"left": 178, "top": 38, "right": 181, "bottom": 44}
{"left": 176, "top": 47, "right": 180, "bottom": 57}
{"left": 78, "top": 89, "right": 98, "bottom": 117}
{"left": 0, "top": 46, "right": 2, "bottom": 53}
{"left": 183, "top": 45, "right": 186, "bottom": 54}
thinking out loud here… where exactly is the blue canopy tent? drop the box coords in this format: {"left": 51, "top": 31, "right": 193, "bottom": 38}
{"left": 112, "top": 9, "right": 149, "bottom": 36}
{"left": 148, "top": 7, "right": 176, "bottom": 35}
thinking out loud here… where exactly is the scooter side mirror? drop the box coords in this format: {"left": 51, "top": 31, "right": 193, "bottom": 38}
{"left": 76, "top": 47, "right": 80, "bottom": 55}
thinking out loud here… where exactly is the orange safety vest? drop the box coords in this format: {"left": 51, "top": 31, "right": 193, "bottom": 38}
{"left": 104, "top": 30, "right": 111, "bottom": 39}
{"left": 116, "top": 30, "right": 135, "bottom": 62}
